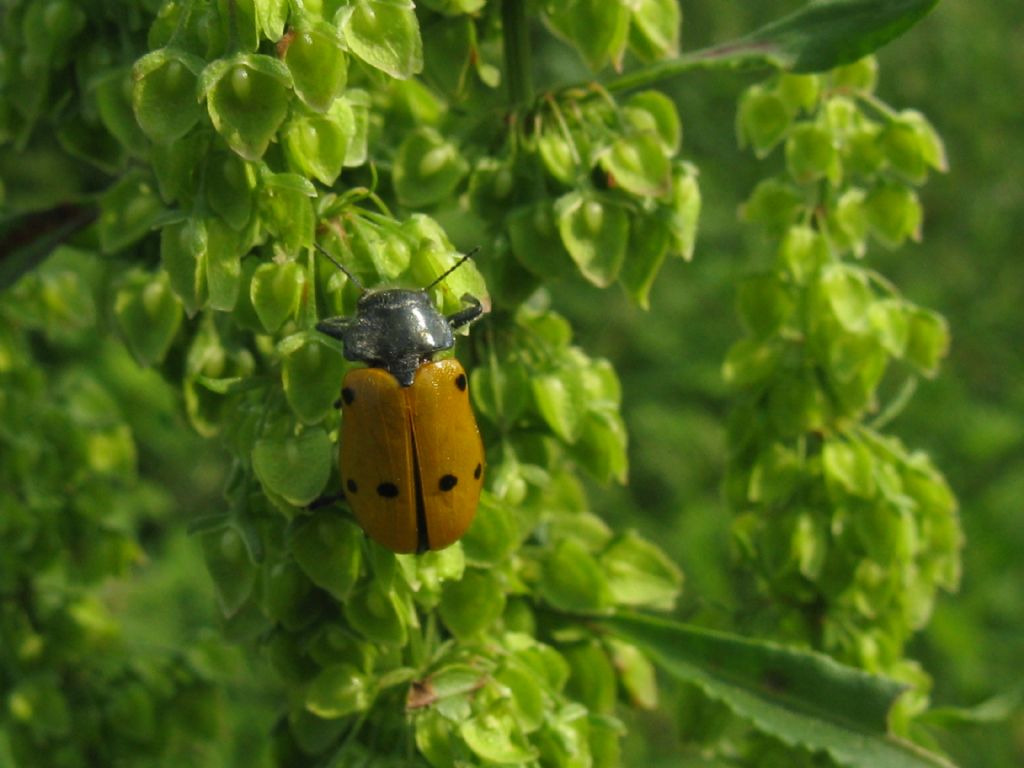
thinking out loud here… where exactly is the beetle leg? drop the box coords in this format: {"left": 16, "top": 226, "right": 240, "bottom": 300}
{"left": 447, "top": 294, "right": 483, "bottom": 330}
{"left": 308, "top": 491, "right": 345, "bottom": 510}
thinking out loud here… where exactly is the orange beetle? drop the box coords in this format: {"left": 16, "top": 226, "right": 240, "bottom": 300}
{"left": 316, "top": 248, "right": 485, "bottom": 553}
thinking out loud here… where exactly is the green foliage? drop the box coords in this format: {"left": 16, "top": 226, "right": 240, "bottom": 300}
{"left": 600, "top": 613, "right": 955, "bottom": 768}
{"left": 727, "top": 64, "right": 961, "bottom": 691}
{"left": 0, "top": 0, "right": 981, "bottom": 766}
{"left": 0, "top": 252, "right": 227, "bottom": 766}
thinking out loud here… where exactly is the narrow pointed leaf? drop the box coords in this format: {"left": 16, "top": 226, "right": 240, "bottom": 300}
{"left": 606, "top": 0, "right": 938, "bottom": 92}
{"left": 595, "top": 612, "right": 958, "bottom": 768}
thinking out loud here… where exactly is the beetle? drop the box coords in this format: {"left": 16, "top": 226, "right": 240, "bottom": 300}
{"left": 315, "top": 245, "right": 486, "bottom": 554}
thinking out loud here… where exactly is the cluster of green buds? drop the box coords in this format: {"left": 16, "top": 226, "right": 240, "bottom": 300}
{"left": 504, "top": 87, "right": 700, "bottom": 309}
{"left": 726, "top": 57, "right": 962, "bottom": 727}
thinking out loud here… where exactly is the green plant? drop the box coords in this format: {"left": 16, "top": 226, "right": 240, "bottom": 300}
{"left": 0, "top": 1, "right": 973, "bottom": 766}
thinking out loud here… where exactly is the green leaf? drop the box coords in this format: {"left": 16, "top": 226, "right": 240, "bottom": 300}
{"left": 206, "top": 151, "right": 256, "bottom": 231}
{"left": 745, "top": 0, "right": 938, "bottom": 73}
{"left": 260, "top": 172, "right": 316, "bottom": 255}
{"left": 896, "top": 110, "right": 947, "bottom": 172}
{"left": 921, "top": 683, "right": 1024, "bottom": 728}
{"left": 255, "top": 0, "right": 289, "bottom": 39}
{"left": 393, "top": 127, "right": 469, "bottom": 208}
{"left": 408, "top": 664, "right": 484, "bottom": 717}
{"left": 461, "top": 494, "right": 520, "bottom": 566}
{"left": 161, "top": 219, "right": 207, "bottom": 315}
{"left": 597, "top": 612, "right": 958, "bottom": 768}
{"left": 460, "top": 714, "right": 538, "bottom": 764}
{"left": 556, "top": 192, "right": 629, "bottom": 287}
{"left": 665, "top": 163, "right": 701, "bottom": 259}
{"left": 532, "top": 370, "right": 586, "bottom": 443}
{"left": 114, "top": 272, "right": 183, "bottom": 366}
{"left": 823, "top": 438, "right": 876, "bottom": 498}
{"left": 250, "top": 260, "right": 305, "bottom": 332}
{"left": 600, "top": 531, "right": 683, "bottom": 610}
{"left": 600, "top": 132, "right": 671, "bottom": 197}
{"left": 537, "top": 131, "right": 580, "bottom": 185}
{"left": 540, "top": 538, "right": 613, "bottom": 613}
{"left": 344, "top": 583, "right": 408, "bottom": 645}
{"left": 543, "top": 0, "right": 630, "bottom": 71}
{"left": 291, "top": 512, "right": 363, "bottom": 601}
{"left": 201, "top": 527, "right": 257, "bottom": 618}
{"left": 226, "top": 0, "right": 259, "bottom": 51}
{"left": 132, "top": 48, "right": 205, "bottom": 144}
{"left": 283, "top": 100, "right": 354, "bottom": 186}
{"left": 607, "top": 638, "right": 659, "bottom": 709}
{"left": 880, "top": 109, "right": 947, "bottom": 185}
{"left": 305, "top": 664, "right": 372, "bottom": 719}
{"left": 284, "top": 20, "right": 348, "bottom": 112}
{"left": 903, "top": 306, "right": 949, "bottom": 377}
{"left": 288, "top": 709, "right": 348, "bottom": 755}
{"left": 472, "top": 361, "right": 530, "bottom": 427}
{"left": 150, "top": 131, "right": 203, "bottom": 203}
{"left": 623, "top": 90, "right": 682, "bottom": 156}
{"left": 252, "top": 429, "right": 332, "bottom": 506}
{"left": 628, "top": 0, "right": 681, "bottom": 62}
{"left": 507, "top": 202, "right": 577, "bottom": 281}
{"left": 93, "top": 67, "right": 148, "bottom": 155}
{"left": 830, "top": 55, "right": 879, "bottom": 93}
{"left": 343, "top": 90, "right": 371, "bottom": 167}
{"left": 737, "top": 85, "right": 791, "bottom": 158}
{"left": 868, "top": 298, "right": 909, "bottom": 357}
{"left": 571, "top": 409, "right": 629, "bottom": 484}
{"left": 201, "top": 55, "right": 293, "bottom": 161}
{"left": 562, "top": 641, "right": 617, "bottom": 714}
{"left": 339, "top": 0, "right": 423, "bottom": 79}
{"left": 786, "top": 122, "right": 841, "bottom": 184}
{"left": 282, "top": 338, "right": 347, "bottom": 424}
{"left": 605, "top": 0, "right": 938, "bottom": 92}
{"left": 779, "top": 224, "right": 828, "bottom": 283}
{"left": 204, "top": 217, "right": 244, "bottom": 311}
{"left": 262, "top": 559, "right": 316, "bottom": 630}
{"left": 619, "top": 212, "right": 671, "bottom": 310}
{"left": 439, "top": 568, "right": 506, "bottom": 639}
{"left": 98, "top": 170, "right": 169, "bottom": 253}
{"left": 415, "top": 709, "right": 461, "bottom": 766}
{"left": 819, "top": 265, "right": 874, "bottom": 333}
{"left": 864, "top": 183, "right": 922, "bottom": 248}
{"left": 777, "top": 73, "right": 821, "bottom": 114}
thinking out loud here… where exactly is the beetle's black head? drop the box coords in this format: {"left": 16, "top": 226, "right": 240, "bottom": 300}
{"left": 317, "top": 288, "right": 455, "bottom": 387}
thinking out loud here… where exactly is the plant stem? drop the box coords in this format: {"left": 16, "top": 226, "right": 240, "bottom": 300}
{"left": 502, "top": 0, "right": 534, "bottom": 108}
{"left": 0, "top": 204, "right": 98, "bottom": 291}
{"left": 602, "top": 42, "right": 779, "bottom": 95}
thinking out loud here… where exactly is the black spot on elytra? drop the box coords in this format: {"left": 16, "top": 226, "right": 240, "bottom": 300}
{"left": 455, "top": 373, "right": 467, "bottom": 391}
{"left": 342, "top": 387, "right": 355, "bottom": 405}
{"left": 439, "top": 474, "right": 458, "bottom": 491}
{"left": 474, "top": 463, "right": 482, "bottom": 480}
{"left": 377, "top": 482, "right": 399, "bottom": 498}
{"left": 346, "top": 478, "right": 358, "bottom": 494}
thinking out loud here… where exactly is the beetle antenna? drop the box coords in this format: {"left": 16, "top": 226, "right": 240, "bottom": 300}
{"left": 314, "top": 241, "right": 365, "bottom": 293}
{"left": 425, "top": 247, "right": 480, "bottom": 291}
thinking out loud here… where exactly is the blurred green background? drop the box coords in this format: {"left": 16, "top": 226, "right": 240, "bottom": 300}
{"left": 8, "top": 2, "right": 1017, "bottom": 765}
{"left": 555, "top": 2, "right": 1024, "bottom": 765}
